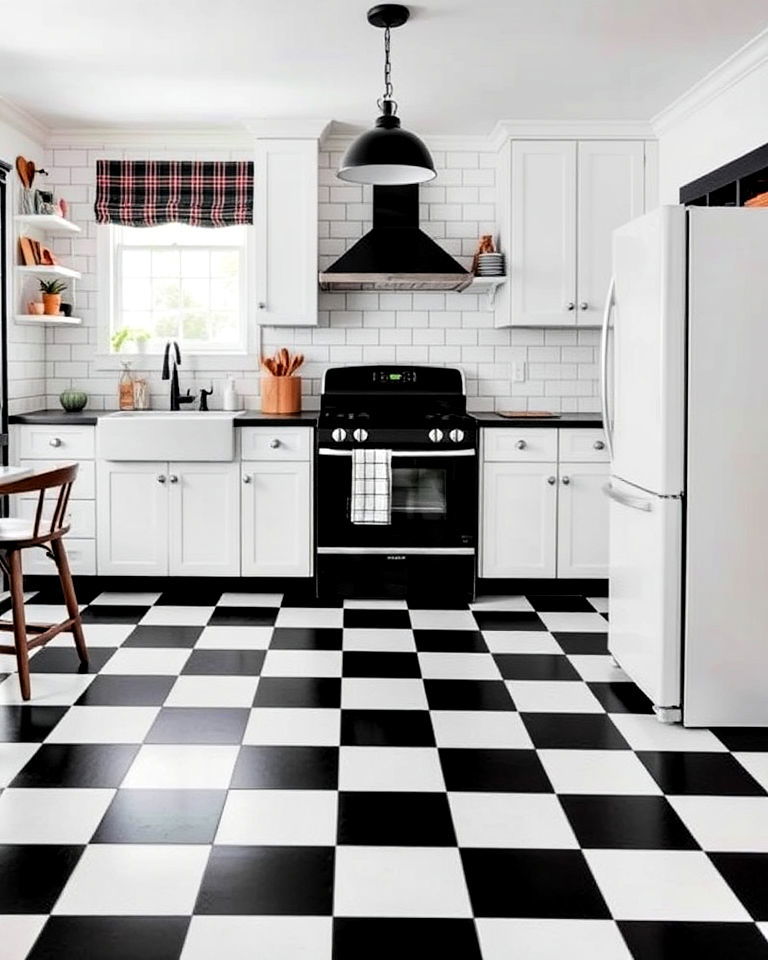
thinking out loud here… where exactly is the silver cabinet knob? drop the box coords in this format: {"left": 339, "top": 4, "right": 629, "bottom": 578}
{"left": 168, "top": 474, "right": 179, "bottom": 484}
{"left": 566, "top": 301, "right": 575, "bottom": 311}
{"left": 269, "top": 438, "right": 281, "bottom": 449}
{"left": 49, "top": 437, "right": 62, "bottom": 447}
{"left": 547, "top": 476, "right": 556, "bottom": 485}
{"left": 157, "top": 474, "right": 167, "bottom": 484}
{"left": 243, "top": 474, "right": 252, "bottom": 484}
{"left": 593, "top": 439, "right": 605, "bottom": 450}
{"left": 448, "top": 429, "right": 465, "bottom": 443}
{"left": 428, "top": 428, "right": 444, "bottom": 443}
{"left": 257, "top": 302, "right": 266, "bottom": 310}
{"left": 331, "top": 428, "right": 347, "bottom": 443}
{"left": 579, "top": 302, "right": 589, "bottom": 310}
{"left": 515, "top": 439, "right": 527, "bottom": 450}
{"left": 353, "top": 428, "right": 369, "bottom": 443}
{"left": 561, "top": 475, "right": 571, "bottom": 485}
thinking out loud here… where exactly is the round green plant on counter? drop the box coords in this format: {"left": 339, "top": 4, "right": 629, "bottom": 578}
{"left": 59, "top": 390, "right": 88, "bottom": 413}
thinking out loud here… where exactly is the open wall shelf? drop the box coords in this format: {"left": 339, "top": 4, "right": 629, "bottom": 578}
{"left": 16, "top": 264, "right": 82, "bottom": 281}
{"left": 14, "top": 214, "right": 81, "bottom": 235}
{"left": 680, "top": 141, "right": 768, "bottom": 207}
{"left": 14, "top": 315, "right": 82, "bottom": 326}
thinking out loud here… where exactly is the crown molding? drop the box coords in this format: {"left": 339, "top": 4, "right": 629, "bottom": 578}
{"left": 243, "top": 117, "right": 330, "bottom": 139}
{"left": 490, "top": 119, "right": 655, "bottom": 150}
{"left": 0, "top": 95, "right": 48, "bottom": 147}
{"left": 652, "top": 27, "right": 768, "bottom": 136}
{"left": 45, "top": 126, "right": 255, "bottom": 148}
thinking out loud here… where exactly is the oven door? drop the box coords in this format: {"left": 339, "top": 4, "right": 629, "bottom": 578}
{"left": 317, "top": 448, "right": 477, "bottom": 552}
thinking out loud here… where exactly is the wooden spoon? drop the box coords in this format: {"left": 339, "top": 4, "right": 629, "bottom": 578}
{"left": 16, "top": 156, "right": 30, "bottom": 189}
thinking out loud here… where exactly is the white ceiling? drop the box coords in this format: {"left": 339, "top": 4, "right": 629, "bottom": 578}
{"left": 1, "top": 0, "right": 767, "bottom": 134}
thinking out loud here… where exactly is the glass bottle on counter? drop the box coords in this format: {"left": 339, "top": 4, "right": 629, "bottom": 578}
{"left": 118, "top": 362, "right": 134, "bottom": 410}
{"left": 132, "top": 377, "right": 150, "bottom": 410}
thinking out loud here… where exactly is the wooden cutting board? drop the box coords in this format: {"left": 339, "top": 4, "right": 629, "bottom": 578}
{"left": 497, "top": 411, "right": 560, "bottom": 418}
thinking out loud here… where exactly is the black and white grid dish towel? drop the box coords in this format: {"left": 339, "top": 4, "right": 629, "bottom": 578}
{"left": 350, "top": 448, "right": 392, "bottom": 524}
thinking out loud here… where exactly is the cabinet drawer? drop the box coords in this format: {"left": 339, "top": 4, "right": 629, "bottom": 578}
{"left": 18, "top": 425, "right": 95, "bottom": 460}
{"left": 482, "top": 428, "right": 558, "bottom": 462}
{"left": 16, "top": 498, "right": 95, "bottom": 538}
{"left": 239, "top": 427, "right": 312, "bottom": 461}
{"left": 22, "top": 538, "right": 95, "bottom": 576}
{"left": 559, "top": 428, "right": 609, "bottom": 462}
{"left": 18, "top": 460, "right": 95, "bottom": 499}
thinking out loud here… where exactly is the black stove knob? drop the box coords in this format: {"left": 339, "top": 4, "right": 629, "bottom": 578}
{"left": 448, "top": 428, "right": 465, "bottom": 443}
{"left": 353, "top": 428, "right": 369, "bottom": 443}
{"left": 331, "top": 428, "right": 347, "bottom": 443}
{"left": 428, "top": 428, "right": 444, "bottom": 443}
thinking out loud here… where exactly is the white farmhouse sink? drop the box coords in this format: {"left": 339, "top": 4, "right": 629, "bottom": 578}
{"left": 98, "top": 410, "right": 241, "bottom": 461}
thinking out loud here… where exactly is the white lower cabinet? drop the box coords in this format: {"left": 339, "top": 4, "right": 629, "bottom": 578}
{"left": 97, "top": 462, "right": 170, "bottom": 576}
{"left": 169, "top": 462, "right": 240, "bottom": 577}
{"left": 556, "top": 462, "right": 610, "bottom": 578}
{"left": 241, "top": 461, "right": 312, "bottom": 577}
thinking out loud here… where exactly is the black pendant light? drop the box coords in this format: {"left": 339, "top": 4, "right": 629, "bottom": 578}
{"left": 338, "top": 4, "right": 435, "bottom": 186}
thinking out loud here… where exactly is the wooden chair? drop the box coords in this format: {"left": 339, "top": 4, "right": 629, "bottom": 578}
{"left": 0, "top": 464, "right": 87, "bottom": 700}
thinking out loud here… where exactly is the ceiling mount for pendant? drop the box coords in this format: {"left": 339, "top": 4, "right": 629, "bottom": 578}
{"left": 366, "top": 4, "right": 410, "bottom": 29}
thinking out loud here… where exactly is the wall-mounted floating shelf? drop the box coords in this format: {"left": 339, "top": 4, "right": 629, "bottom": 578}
{"left": 16, "top": 264, "right": 82, "bottom": 281}
{"left": 14, "top": 315, "right": 83, "bottom": 326}
{"left": 14, "top": 214, "right": 81, "bottom": 235}
{"left": 467, "top": 275, "right": 508, "bottom": 306}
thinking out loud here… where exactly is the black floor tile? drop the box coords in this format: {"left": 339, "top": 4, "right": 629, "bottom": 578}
{"left": 282, "top": 590, "right": 341, "bottom": 608}
{"left": 10, "top": 743, "right": 140, "bottom": 788}
{"left": 343, "top": 609, "right": 412, "bottom": 630}
{"left": 145, "top": 707, "right": 249, "bottom": 744}
{"left": 618, "top": 921, "right": 768, "bottom": 960}
{"left": 332, "top": 919, "right": 482, "bottom": 959}
{"left": 0, "top": 844, "right": 83, "bottom": 912}
{"left": 439, "top": 748, "right": 552, "bottom": 792}
{"left": 181, "top": 649, "right": 266, "bottom": 676}
{"left": 710, "top": 853, "right": 768, "bottom": 920}
{"left": 712, "top": 728, "right": 768, "bottom": 752}
{"left": 123, "top": 625, "right": 203, "bottom": 648}
{"left": 27, "top": 916, "right": 190, "bottom": 960}
{"left": 342, "top": 652, "right": 421, "bottom": 678}
{"left": 560, "top": 795, "right": 699, "bottom": 849}
{"left": 0, "top": 705, "right": 67, "bottom": 742}
{"left": 270, "top": 628, "right": 342, "bottom": 650}
{"left": 587, "top": 681, "right": 654, "bottom": 714}
{"left": 207, "top": 607, "right": 278, "bottom": 626}
{"left": 341, "top": 710, "right": 435, "bottom": 747}
{"left": 29, "top": 647, "right": 116, "bottom": 674}
{"left": 461, "top": 849, "right": 609, "bottom": 918}
{"left": 473, "top": 611, "right": 547, "bottom": 631}
{"left": 423, "top": 679, "right": 514, "bottom": 711}
{"left": 528, "top": 595, "right": 595, "bottom": 612}
{"left": 155, "top": 587, "right": 222, "bottom": 606}
{"left": 494, "top": 653, "right": 580, "bottom": 681}
{"left": 28, "top": 583, "right": 101, "bottom": 605}
{"left": 92, "top": 789, "right": 226, "bottom": 844}
{"left": 79, "top": 606, "right": 148, "bottom": 624}
{"left": 638, "top": 751, "right": 767, "bottom": 796}
{"left": 253, "top": 677, "right": 341, "bottom": 708}
{"left": 554, "top": 632, "right": 609, "bottom": 655}
{"left": 413, "top": 630, "right": 488, "bottom": 653}
{"left": 75, "top": 675, "right": 175, "bottom": 707}
{"left": 231, "top": 745, "right": 339, "bottom": 789}
{"left": 522, "top": 713, "right": 629, "bottom": 750}
{"left": 337, "top": 792, "right": 456, "bottom": 845}
{"left": 195, "top": 845, "right": 335, "bottom": 915}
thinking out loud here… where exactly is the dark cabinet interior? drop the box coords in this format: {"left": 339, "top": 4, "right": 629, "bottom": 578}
{"left": 680, "top": 141, "right": 768, "bottom": 207}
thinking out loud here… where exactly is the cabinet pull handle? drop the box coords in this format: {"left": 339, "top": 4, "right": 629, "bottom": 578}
{"left": 257, "top": 302, "right": 266, "bottom": 310}
{"left": 561, "top": 475, "right": 571, "bottom": 485}
{"left": 546, "top": 476, "right": 556, "bottom": 485}
{"left": 49, "top": 437, "right": 62, "bottom": 447}
{"left": 593, "top": 440, "right": 605, "bottom": 450}
{"left": 156, "top": 475, "right": 167, "bottom": 484}
{"left": 269, "top": 438, "right": 281, "bottom": 449}
{"left": 579, "top": 301, "right": 589, "bottom": 310}
{"left": 515, "top": 439, "right": 526, "bottom": 450}
{"left": 243, "top": 474, "right": 252, "bottom": 484}
{"left": 168, "top": 474, "right": 179, "bottom": 484}
{"left": 566, "top": 301, "right": 575, "bottom": 311}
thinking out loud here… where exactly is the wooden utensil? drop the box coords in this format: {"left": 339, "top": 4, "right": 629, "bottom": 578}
{"left": 15, "top": 156, "right": 31, "bottom": 189}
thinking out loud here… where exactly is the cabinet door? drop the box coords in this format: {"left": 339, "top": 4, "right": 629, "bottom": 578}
{"left": 97, "top": 462, "right": 169, "bottom": 576}
{"left": 576, "top": 140, "right": 645, "bottom": 325}
{"left": 557, "top": 462, "right": 609, "bottom": 578}
{"left": 254, "top": 139, "right": 318, "bottom": 326}
{"left": 480, "top": 461, "right": 557, "bottom": 578}
{"left": 169, "top": 461, "right": 240, "bottom": 577}
{"left": 508, "top": 141, "right": 577, "bottom": 327}
{"left": 242, "top": 461, "right": 312, "bottom": 577}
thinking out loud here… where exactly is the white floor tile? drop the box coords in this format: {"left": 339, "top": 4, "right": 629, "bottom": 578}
{"left": 506, "top": 680, "right": 604, "bottom": 713}
{"left": 341, "top": 678, "right": 428, "bottom": 710}
{"left": 0, "top": 673, "right": 94, "bottom": 706}
{"left": 90, "top": 592, "right": 161, "bottom": 606}
{"left": 0, "top": 788, "right": 114, "bottom": 843}
{"left": 0, "top": 743, "right": 39, "bottom": 787}
{"left": 48, "top": 624, "right": 136, "bottom": 648}
{"left": 449, "top": 792, "right": 578, "bottom": 848}
{"left": 334, "top": 846, "right": 472, "bottom": 917}
{"left": 587, "top": 596, "right": 610, "bottom": 613}
{"left": 99, "top": 647, "right": 191, "bottom": 676}
{"left": 482, "top": 631, "right": 562, "bottom": 654}
{"left": 2, "top": 604, "right": 83, "bottom": 624}
{"left": 275, "top": 608, "right": 344, "bottom": 629}
{"left": 418, "top": 652, "right": 500, "bottom": 680}
{"left": 139, "top": 606, "right": 214, "bottom": 627}
{"left": 343, "top": 599, "right": 408, "bottom": 610}
{"left": 342, "top": 629, "right": 416, "bottom": 652}
{"left": 610, "top": 714, "right": 727, "bottom": 752}
{"left": 53, "top": 844, "right": 209, "bottom": 915}
{"left": 759, "top": 923, "right": 768, "bottom": 945}
{"left": 567, "top": 655, "right": 630, "bottom": 682}
{"left": 0, "top": 649, "right": 39, "bottom": 672}
{"left": 408, "top": 610, "right": 477, "bottom": 631}
{"left": 0, "top": 916, "right": 47, "bottom": 960}
{"left": 122, "top": 744, "right": 239, "bottom": 788}
{"left": 218, "top": 592, "right": 283, "bottom": 608}
{"left": 539, "top": 749, "right": 662, "bottom": 795}
{"left": 45, "top": 706, "right": 159, "bottom": 743}
{"left": 538, "top": 612, "right": 608, "bottom": 633}
{"left": 668, "top": 796, "right": 768, "bottom": 852}
{"left": 164, "top": 676, "right": 259, "bottom": 708}
{"left": 584, "top": 849, "right": 751, "bottom": 921}
{"left": 477, "top": 919, "right": 631, "bottom": 960}
{"left": 181, "top": 917, "right": 332, "bottom": 960}
{"left": 470, "top": 596, "right": 533, "bottom": 612}
{"left": 261, "top": 650, "right": 342, "bottom": 678}
{"left": 338, "top": 746, "right": 445, "bottom": 792}
{"left": 735, "top": 752, "right": 768, "bottom": 793}
{"left": 216, "top": 790, "right": 338, "bottom": 845}
{"left": 243, "top": 708, "right": 341, "bottom": 746}
{"left": 194, "top": 626, "right": 273, "bottom": 650}
{"left": 431, "top": 711, "right": 533, "bottom": 749}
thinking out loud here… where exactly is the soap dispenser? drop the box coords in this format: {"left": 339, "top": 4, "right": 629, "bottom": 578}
{"left": 223, "top": 377, "right": 238, "bottom": 411}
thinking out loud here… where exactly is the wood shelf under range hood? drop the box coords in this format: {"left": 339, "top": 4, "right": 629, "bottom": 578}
{"left": 318, "top": 272, "right": 473, "bottom": 292}
{"left": 14, "top": 214, "right": 81, "bottom": 235}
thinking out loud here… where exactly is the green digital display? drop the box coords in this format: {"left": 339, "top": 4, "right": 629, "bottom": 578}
{"left": 389, "top": 373, "right": 402, "bottom": 380}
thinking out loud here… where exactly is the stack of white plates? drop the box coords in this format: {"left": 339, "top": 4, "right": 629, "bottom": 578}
{"left": 476, "top": 253, "right": 505, "bottom": 276}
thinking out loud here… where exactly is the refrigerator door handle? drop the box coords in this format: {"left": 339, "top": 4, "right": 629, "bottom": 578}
{"left": 603, "top": 482, "right": 652, "bottom": 512}
{"left": 600, "top": 277, "right": 616, "bottom": 459}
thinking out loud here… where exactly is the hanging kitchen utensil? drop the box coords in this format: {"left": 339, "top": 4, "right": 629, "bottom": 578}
{"left": 15, "top": 156, "right": 31, "bottom": 188}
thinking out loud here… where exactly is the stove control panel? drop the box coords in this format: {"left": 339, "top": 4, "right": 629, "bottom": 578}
{"left": 372, "top": 369, "right": 417, "bottom": 384}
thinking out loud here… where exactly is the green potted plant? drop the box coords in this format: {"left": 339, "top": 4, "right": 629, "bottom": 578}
{"left": 111, "top": 327, "right": 151, "bottom": 354}
{"left": 39, "top": 278, "right": 67, "bottom": 316}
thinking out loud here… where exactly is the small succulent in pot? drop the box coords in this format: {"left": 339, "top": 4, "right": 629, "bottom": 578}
{"left": 39, "top": 278, "right": 67, "bottom": 316}
{"left": 59, "top": 389, "right": 88, "bottom": 413}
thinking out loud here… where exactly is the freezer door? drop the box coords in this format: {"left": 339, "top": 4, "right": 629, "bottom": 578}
{"left": 609, "top": 206, "right": 686, "bottom": 495}
{"left": 607, "top": 477, "right": 682, "bottom": 709}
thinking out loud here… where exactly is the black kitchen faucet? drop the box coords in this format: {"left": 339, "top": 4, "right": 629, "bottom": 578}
{"left": 161, "top": 340, "right": 194, "bottom": 411}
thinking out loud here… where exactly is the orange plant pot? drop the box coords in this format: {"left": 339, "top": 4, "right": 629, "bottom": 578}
{"left": 260, "top": 376, "right": 302, "bottom": 414}
{"left": 42, "top": 293, "right": 61, "bottom": 316}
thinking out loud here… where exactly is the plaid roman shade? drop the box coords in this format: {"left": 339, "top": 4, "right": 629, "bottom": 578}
{"left": 94, "top": 160, "right": 253, "bottom": 228}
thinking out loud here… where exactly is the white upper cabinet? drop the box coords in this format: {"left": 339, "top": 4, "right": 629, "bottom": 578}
{"left": 254, "top": 139, "right": 318, "bottom": 326}
{"left": 497, "top": 138, "right": 648, "bottom": 327}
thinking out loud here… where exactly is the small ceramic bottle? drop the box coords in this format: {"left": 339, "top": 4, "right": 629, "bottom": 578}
{"left": 223, "top": 377, "right": 238, "bottom": 411}
{"left": 118, "top": 362, "right": 134, "bottom": 410}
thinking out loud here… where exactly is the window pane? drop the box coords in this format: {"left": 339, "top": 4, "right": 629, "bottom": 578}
{"left": 181, "top": 311, "right": 209, "bottom": 341}
{"left": 155, "top": 312, "right": 179, "bottom": 339}
{"left": 122, "top": 278, "right": 152, "bottom": 311}
{"left": 122, "top": 249, "right": 151, "bottom": 278}
{"left": 181, "top": 249, "right": 210, "bottom": 276}
{"left": 211, "top": 250, "right": 239, "bottom": 277}
{"left": 210, "top": 278, "right": 238, "bottom": 311}
{"left": 182, "top": 279, "right": 209, "bottom": 311}
{"left": 152, "top": 249, "right": 180, "bottom": 276}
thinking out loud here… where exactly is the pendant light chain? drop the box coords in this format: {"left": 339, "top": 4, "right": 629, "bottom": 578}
{"left": 383, "top": 25, "right": 394, "bottom": 105}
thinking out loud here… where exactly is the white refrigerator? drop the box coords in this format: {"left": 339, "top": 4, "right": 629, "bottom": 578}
{"left": 603, "top": 205, "right": 768, "bottom": 727}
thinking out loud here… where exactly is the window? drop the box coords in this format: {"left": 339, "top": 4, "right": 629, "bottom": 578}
{"left": 106, "top": 222, "right": 249, "bottom": 354}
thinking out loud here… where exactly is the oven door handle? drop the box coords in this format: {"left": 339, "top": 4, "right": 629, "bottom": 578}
{"left": 318, "top": 448, "right": 476, "bottom": 458}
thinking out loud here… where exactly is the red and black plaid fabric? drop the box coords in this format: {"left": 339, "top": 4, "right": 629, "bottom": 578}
{"left": 94, "top": 160, "right": 253, "bottom": 228}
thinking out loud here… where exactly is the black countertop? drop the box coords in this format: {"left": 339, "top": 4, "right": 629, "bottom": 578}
{"left": 471, "top": 412, "right": 603, "bottom": 428}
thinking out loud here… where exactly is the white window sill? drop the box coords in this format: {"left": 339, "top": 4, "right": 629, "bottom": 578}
{"left": 92, "top": 352, "right": 261, "bottom": 372}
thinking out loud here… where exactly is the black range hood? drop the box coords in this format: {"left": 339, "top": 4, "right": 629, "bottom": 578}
{"left": 318, "top": 184, "right": 471, "bottom": 291}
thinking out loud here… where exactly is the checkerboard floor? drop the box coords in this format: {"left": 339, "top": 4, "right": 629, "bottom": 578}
{"left": 1, "top": 586, "right": 768, "bottom": 959}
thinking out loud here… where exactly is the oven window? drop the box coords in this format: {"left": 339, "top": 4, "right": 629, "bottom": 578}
{"left": 391, "top": 467, "right": 447, "bottom": 519}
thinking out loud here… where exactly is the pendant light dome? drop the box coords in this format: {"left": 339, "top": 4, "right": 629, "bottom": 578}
{"left": 338, "top": 5, "right": 435, "bottom": 186}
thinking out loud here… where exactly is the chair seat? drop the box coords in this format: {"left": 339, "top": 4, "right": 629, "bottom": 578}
{"left": 0, "top": 518, "right": 36, "bottom": 541}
